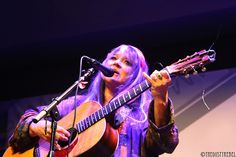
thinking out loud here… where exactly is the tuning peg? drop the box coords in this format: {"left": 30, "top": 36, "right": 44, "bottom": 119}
{"left": 191, "top": 66, "right": 198, "bottom": 75}
{"left": 201, "top": 67, "right": 207, "bottom": 72}
{"left": 193, "top": 70, "right": 198, "bottom": 75}
{"left": 184, "top": 73, "right": 190, "bottom": 78}
{"left": 199, "top": 63, "right": 207, "bottom": 72}
{"left": 183, "top": 69, "right": 190, "bottom": 78}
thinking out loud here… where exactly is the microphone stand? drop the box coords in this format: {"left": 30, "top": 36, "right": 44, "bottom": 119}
{"left": 47, "top": 108, "right": 58, "bottom": 157}
{"left": 32, "top": 68, "right": 95, "bottom": 157}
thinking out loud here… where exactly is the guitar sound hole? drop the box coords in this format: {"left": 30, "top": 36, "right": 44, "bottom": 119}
{"left": 58, "top": 128, "right": 77, "bottom": 148}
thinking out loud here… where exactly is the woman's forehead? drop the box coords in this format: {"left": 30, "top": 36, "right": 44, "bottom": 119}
{"left": 111, "top": 46, "right": 137, "bottom": 59}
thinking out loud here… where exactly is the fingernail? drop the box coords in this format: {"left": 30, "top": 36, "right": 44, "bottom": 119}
{"left": 57, "top": 145, "right": 61, "bottom": 150}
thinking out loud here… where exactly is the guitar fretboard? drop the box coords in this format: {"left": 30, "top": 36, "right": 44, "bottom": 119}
{"left": 76, "top": 80, "right": 151, "bottom": 133}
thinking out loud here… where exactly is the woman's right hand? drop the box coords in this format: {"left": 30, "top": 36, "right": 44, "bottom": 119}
{"left": 29, "top": 120, "right": 70, "bottom": 150}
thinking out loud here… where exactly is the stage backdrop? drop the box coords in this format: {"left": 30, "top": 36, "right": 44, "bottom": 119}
{"left": 1, "top": 67, "right": 236, "bottom": 156}
{"left": 163, "top": 68, "right": 236, "bottom": 156}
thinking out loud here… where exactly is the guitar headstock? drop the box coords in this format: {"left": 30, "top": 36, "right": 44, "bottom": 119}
{"left": 165, "top": 49, "right": 216, "bottom": 77}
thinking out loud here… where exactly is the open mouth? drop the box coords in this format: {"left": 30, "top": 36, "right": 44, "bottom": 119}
{"left": 112, "top": 69, "right": 119, "bottom": 74}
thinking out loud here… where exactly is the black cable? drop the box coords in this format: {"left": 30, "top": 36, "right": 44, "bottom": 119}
{"left": 208, "top": 24, "right": 222, "bottom": 50}
{"left": 66, "top": 56, "right": 85, "bottom": 157}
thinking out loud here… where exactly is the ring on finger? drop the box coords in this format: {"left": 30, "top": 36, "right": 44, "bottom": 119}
{"left": 157, "top": 73, "right": 163, "bottom": 80}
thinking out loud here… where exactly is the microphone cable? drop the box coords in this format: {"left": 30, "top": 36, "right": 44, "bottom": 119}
{"left": 66, "top": 56, "right": 85, "bottom": 157}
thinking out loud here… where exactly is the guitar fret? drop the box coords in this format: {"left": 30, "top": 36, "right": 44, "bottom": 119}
{"left": 109, "top": 103, "right": 112, "bottom": 112}
{"left": 86, "top": 118, "right": 89, "bottom": 128}
{"left": 128, "top": 91, "right": 131, "bottom": 99}
{"left": 94, "top": 113, "right": 98, "bottom": 121}
{"left": 91, "top": 115, "right": 95, "bottom": 124}
{"left": 115, "top": 100, "right": 119, "bottom": 108}
{"left": 83, "top": 120, "right": 86, "bottom": 129}
{"left": 83, "top": 119, "right": 88, "bottom": 129}
{"left": 113, "top": 101, "right": 117, "bottom": 108}
{"left": 87, "top": 118, "right": 90, "bottom": 127}
{"left": 97, "top": 111, "right": 100, "bottom": 120}
{"left": 85, "top": 120, "right": 88, "bottom": 128}
{"left": 100, "top": 109, "right": 104, "bottom": 117}
{"left": 103, "top": 107, "right": 107, "bottom": 115}
{"left": 98, "top": 110, "right": 101, "bottom": 119}
{"left": 86, "top": 119, "right": 89, "bottom": 127}
{"left": 83, "top": 121, "right": 86, "bottom": 130}
{"left": 133, "top": 88, "right": 137, "bottom": 95}
{"left": 81, "top": 121, "right": 85, "bottom": 130}
{"left": 101, "top": 108, "right": 104, "bottom": 116}
{"left": 105, "top": 106, "right": 108, "bottom": 114}
{"left": 87, "top": 117, "right": 91, "bottom": 127}
{"left": 139, "top": 84, "right": 143, "bottom": 92}
{"left": 130, "top": 89, "right": 135, "bottom": 98}
{"left": 124, "top": 93, "right": 129, "bottom": 101}
{"left": 122, "top": 95, "right": 126, "bottom": 103}
{"left": 145, "top": 80, "right": 149, "bottom": 88}
{"left": 120, "top": 96, "right": 125, "bottom": 104}
{"left": 77, "top": 123, "right": 81, "bottom": 133}
{"left": 136, "top": 87, "right": 139, "bottom": 94}
{"left": 80, "top": 121, "right": 83, "bottom": 131}
{"left": 91, "top": 114, "right": 94, "bottom": 123}
{"left": 102, "top": 109, "right": 105, "bottom": 117}
{"left": 118, "top": 97, "right": 121, "bottom": 106}
{"left": 88, "top": 116, "right": 91, "bottom": 126}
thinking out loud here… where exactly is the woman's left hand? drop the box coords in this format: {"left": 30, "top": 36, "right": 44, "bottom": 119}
{"left": 143, "top": 70, "right": 171, "bottom": 98}
{"left": 143, "top": 70, "right": 172, "bottom": 126}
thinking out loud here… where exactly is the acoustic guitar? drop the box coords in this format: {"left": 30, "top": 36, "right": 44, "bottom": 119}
{"left": 3, "top": 49, "right": 216, "bottom": 157}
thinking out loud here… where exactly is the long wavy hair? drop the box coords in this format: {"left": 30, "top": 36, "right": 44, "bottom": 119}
{"left": 84, "top": 44, "right": 152, "bottom": 121}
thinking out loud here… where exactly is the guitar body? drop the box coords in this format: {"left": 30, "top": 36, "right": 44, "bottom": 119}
{"left": 4, "top": 101, "right": 119, "bottom": 157}
{"left": 3, "top": 147, "right": 34, "bottom": 157}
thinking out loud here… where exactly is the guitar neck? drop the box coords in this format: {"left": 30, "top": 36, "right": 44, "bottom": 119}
{"left": 76, "top": 79, "right": 152, "bottom": 133}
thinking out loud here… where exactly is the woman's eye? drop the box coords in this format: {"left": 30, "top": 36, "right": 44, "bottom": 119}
{"left": 124, "top": 60, "right": 132, "bottom": 66}
{"left": 110, "top": 56, "right": 117, "bottom": 60}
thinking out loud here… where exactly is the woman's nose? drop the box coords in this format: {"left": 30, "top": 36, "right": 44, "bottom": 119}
{"left": 112, "top": 60, "right": 121, "bottom": 68}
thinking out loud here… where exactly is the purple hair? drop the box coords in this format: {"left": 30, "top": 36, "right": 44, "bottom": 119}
{"left": 84, "top": 44, "right": 152, "bottom": 118}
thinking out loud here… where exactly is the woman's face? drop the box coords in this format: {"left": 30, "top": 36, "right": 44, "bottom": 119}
{"left": 103, "top": 50, "right": 135, "bottom": 88}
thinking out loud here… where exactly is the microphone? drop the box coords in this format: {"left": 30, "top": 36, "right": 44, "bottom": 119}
{"left": 83, "top": 56, "right": 115, "bottom": 77}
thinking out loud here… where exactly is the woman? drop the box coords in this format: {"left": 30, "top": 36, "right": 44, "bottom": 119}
{"left": 9, "top": 44, "right": 179, "bottom": 156}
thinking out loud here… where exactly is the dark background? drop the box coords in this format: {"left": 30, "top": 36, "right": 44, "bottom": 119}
{"left": 1, "top": 0, "right": 236, "bottom": 101}
{"left": 1, "top": 1, "right": 236, "bottom": 153}
{"left": 0, "top": 0, "right": 236, "bottom": 101}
